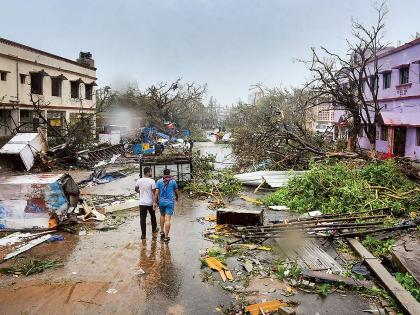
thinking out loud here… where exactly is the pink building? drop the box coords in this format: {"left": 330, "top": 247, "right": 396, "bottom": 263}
{"left": 337, "top": 38, "right": 420, "bottom": 160}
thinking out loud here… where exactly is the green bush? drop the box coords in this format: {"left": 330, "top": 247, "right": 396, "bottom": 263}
{"left": 185, "top": 154, "right": 242, "bottom": 200}
{"left": 265, "top": 159, "right": 420, "bottom": 214}
{"left": 396, "top": 272, "right": 420, "bottom": 302}
{"left": 362, "top": 236, "right": 396, "bottom": 257}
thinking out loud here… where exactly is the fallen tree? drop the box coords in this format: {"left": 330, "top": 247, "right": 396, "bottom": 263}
{"left": 185, "top": 153, "right": 242, "bottom": 206}
{"left": 265, "top": 159, "right": 420, "bottom": 215}
{"left": 226, "top": 87, "right": 338, "bottom": 170}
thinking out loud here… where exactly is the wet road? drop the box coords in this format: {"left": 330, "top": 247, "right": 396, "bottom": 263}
{"left": 0, "top": 197, "right": 233, "bottom": 315}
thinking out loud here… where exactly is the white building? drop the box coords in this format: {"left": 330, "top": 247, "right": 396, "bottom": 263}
{"left": 314, "top": 103, "right": 335, "bottom": 133}
{"left": 0, "top": 37, "right": 97, "bottom": 137}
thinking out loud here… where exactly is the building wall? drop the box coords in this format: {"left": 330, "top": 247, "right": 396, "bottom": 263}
{"left": 0, "top": 38, "right": 97, "bottom": 137}
{"left": 336, "top": 38, "right": 420, "bottom": 160}
{"left": 363, "top": 39, "right": 420, "bottom": 102}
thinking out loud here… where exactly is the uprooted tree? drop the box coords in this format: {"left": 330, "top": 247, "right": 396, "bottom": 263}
{"left": 226, "top": 87, "right": 333, "bottom": 170}
{"left": 303, "top": 2, "right": 388, "bottom": 152}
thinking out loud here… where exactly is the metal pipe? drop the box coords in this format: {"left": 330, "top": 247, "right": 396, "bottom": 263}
{"left": 237, "top": 214, "right": 388, "bottom": 231}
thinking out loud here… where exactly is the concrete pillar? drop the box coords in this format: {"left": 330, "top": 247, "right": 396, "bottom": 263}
{"left": 10, "top": 108, "right": 19, "bottom": 132}
{"left": 388, "top": 126, "right": 395, "bottom": 155}
{"left": 65, "top": 110, "right": 70, "bottom": 123}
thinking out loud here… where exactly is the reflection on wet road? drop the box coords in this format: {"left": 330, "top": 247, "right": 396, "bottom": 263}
{"left": 138, "top": 238, "right": 181, "bottom": 302}
{"left": 135, "top": 197, "right": 232, "bottom": 315}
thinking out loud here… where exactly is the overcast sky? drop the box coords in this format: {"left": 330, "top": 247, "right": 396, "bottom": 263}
{"left": 1, "top": 0, "right": 419, "bottom": 105}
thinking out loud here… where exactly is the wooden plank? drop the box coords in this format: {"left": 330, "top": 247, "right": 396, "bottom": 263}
{"left": 104, "top": 200, "right": 138, "bottom": 213}
{"left": 219, "top": 270, "right": 227, "bottom": 282}
{"left": 347, "top": 238, "right": 420, "bottom": 315}
{"left": 2, "top": 234, "right": 52, "bottom": 262}
{"left": 245, "top": 300, "right": 287, "bottom": 315}
{"left": 301, "top": 269, "right": 374, "bottom": 289}
{"left": 225, "top": 270, "right": 234, "bottom": 281}
{"left": 216, "top": 208, "right": 264, "bottom": 226}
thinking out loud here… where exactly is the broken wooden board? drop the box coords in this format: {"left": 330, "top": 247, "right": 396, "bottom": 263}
{"left": 240, "top": 195, "right": 264, "bottom": 205}
{"left": 207, "top": 214, "right": 217, "bottom": 222}
{"left": 205, "top": 257, "right": 227, "bottom": 271}
{"left": 391, "top": 235, "right": 420, "bottom": 284}
{"left": 280, "top": 239, "right": 343, "bottom": 273}
{"left": 216, "top": 208, "right": 263, "bottom": 226}
{"left": 104, "top": 199, "right": 138, "bottom": 213}
{"left": 206, "top": 257, "right": 233, "bottom": 282}
{"left": 225, "top": 270, "right": 233, "bottom": 281}
{"left": 0, "top": 231, "right": 52, "bottom": 247}
{"left": 301, "top": 269, "right": 374, "bottom": 289}
{"left": 2, "top": 234, "right": 52, "bottom": 262}
{"left": 245, "top": 300, "right": 288, "bottom": 315}
{"left": 348, "top": 238, "right": 420, "bottom": 315}
{"left": 219, "top": 270, "right": 227, "bottom": 282}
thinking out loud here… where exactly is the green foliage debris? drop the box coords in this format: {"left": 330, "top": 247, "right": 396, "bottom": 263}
{"left": 275, "top": 261, "right": 302, "bottom": 280}
{"left": 317, "top": 283, "right": 332, "bottom": 298}
{"left": 185, "top": 154, "right": 241, "bottom": 200}
{"left": 265, "top": 159, "right": 420, "bottom": 215}
{"left": 361, "top": 236, "right": 396, "bottom": 258}
{"left": 395, "top": 272, "right": 420, "bottom": 302}
{"left": 0, "top": 259, "right": 63, "bottom": 276}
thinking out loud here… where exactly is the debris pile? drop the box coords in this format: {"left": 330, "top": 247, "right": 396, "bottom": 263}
{"left": 0, "top": 173, "right": 79, "bottom": 230}
{"left": 232, "top": 208, "right": 417, "bottom": 242}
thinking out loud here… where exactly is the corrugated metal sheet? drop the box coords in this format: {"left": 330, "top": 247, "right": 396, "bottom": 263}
{"left": 6, "top": 133, "right": 41, "bottom": 143}
{"left": 0, "top": 174, "right": 70, "bottom": 230}
{"left": 280, "top": 239, "right": 343, "bottom": 273}
{"left": 0, "top": 133, "right": 42, "bottom": 171}
{"left": 235, "top": 171, "right": 306, "bottom": 188}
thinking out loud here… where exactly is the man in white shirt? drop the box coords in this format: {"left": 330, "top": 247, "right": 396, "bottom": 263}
{"left": 135, "top": 167, "right": 158, "bottom": 239}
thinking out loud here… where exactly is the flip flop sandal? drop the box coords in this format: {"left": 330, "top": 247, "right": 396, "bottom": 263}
{"left": 160, "top": 232, "right": 165, "bottom": 239}
{"left": 163, "top": 237, "right": 171, "bottom": 243}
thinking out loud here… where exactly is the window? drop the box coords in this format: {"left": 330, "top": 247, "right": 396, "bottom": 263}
{"left": 0, "top": 72, "right": 7, "bottom": 81}
{"left": 51, "top": 77, "right": 62, "bottom": 97}
{"left": 70, "top": 81, "right": 79, "bottom": 98}
{"left": 417, "top": 128, "right": 420, "bottom": 146}
{"left": 20, "top": 110, "right": 29, "bottom": 118}
{"left": 370, "top": 75, "right": 378, "bottom": 91}
{"left": 383, "top": 72, "right": 391, "bottom": 89}
{"left": 399, "top": 67, "right": 409, "bottom": 84}
{"left": 85, "top": 84, "right": 93, "bottom": 100}
{"left": 380, "top": 126, "right": 388, "bottom": 141}
{"left": 30, "top": 72, "right": 43, "bottom": 94}
{"left": 20, "top": 74, "right": 26, "bottom": 84}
